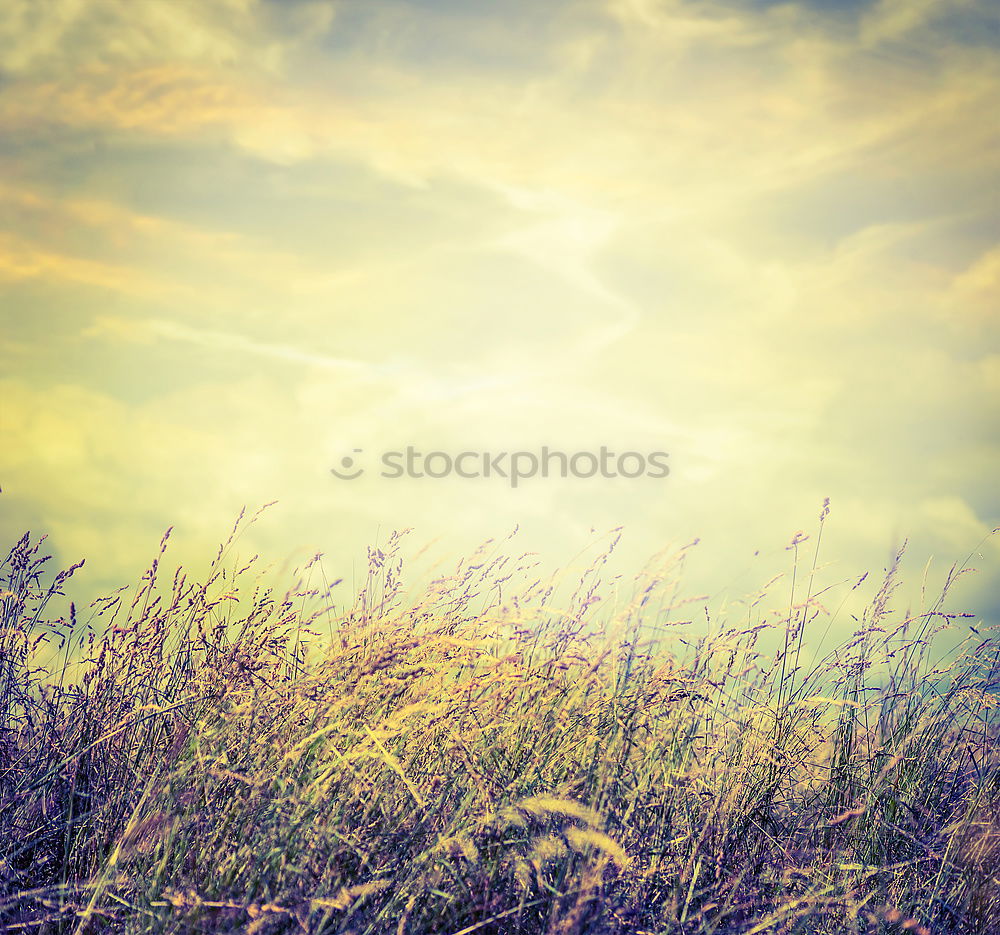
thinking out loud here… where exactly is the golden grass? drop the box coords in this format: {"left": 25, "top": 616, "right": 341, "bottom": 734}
{"left": 1, "top": 511, "right": 997, "bottom": 933}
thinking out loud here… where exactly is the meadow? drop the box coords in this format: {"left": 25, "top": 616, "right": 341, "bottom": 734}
{"left": 1, "top": 509, "right": 997, "bottom": 934}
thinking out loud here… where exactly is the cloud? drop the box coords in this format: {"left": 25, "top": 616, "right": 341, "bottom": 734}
{"left": 0, "top": 0, "right": 336, "bottom": 77}
{"left": 914, "top": 496, "right": 1000, "bottom": 554}
{"left": 860, "top": 0, "right": 981, "bottom": 45}
{"left": 0, "top": 64, "right": 274, "bottom": 135}
{"left": 0, "top": 230, "right": 159, "bottom": 292}
{"left": 3, "top": 0, "right": 996, "bottom": 218}
{"left": 141, "top": 317, "right": 377, "bottom": 375}
{"left": 952, "top": 244, "right": 1000, "bottom": 322}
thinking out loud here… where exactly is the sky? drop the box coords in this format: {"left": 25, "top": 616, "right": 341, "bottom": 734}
{"left": 1, "top": 0, "right": 998, "bottom": 643}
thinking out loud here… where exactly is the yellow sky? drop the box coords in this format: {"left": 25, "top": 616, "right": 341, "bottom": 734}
{"left": 1, "top": 0, "right": 998, "bottom": 636}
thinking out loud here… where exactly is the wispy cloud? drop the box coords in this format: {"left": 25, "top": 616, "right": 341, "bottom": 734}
{"left": 143, "top": 317, "right": 376, "bottom": 375}
{"left": 0, "top": 0, "right": 337, "bottom": 77}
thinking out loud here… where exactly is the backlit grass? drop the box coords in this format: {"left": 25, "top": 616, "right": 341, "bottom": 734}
{"left": 1, "top": 510, "right": 997, "bottom": 933}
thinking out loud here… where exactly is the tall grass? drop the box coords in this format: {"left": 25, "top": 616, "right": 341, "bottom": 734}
{"left": 1, "top": 510, "right": 997, "bottom": 934}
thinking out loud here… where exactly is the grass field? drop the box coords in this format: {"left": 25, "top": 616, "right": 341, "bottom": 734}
{"left": 2, "top": 510, "right": 997, "bottom": 934}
